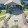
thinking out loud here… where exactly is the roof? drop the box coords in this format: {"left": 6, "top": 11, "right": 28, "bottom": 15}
{"left": 6, "top": 2, "right": 19, "bottom": 5}
{"left": 4, "top": 0, "right": 21, "bottom": 5}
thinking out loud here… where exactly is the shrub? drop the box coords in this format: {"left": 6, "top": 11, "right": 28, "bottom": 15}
{"left": 1, "top": 25, "right": 5, "bottom": 28}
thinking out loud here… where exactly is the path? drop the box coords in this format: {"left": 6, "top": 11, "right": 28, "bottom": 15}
{"left": 8, "top": 13, "right": 28, "bottom": 28}
{"left": 0, "top": 20, "right": 4, "bottom": 28}
{"left": 0, "top": 13, "right": 28, "bottom": 28}
{"left": 0, "top": 13, "right": 10, "bottom": 28}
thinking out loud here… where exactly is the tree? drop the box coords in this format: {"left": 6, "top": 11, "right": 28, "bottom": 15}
{"left": 21, "top": 2, "right": 25, "bottom": 10}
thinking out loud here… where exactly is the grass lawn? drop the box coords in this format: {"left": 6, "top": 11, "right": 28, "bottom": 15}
{"left": 0, "top": 16, "right": 5, "bottom": 21}
{"left": 0, "top": 10, "right": 6, "bottom": 21}
{"left": 0, "top": 10, "right": 6, "bottom": 16}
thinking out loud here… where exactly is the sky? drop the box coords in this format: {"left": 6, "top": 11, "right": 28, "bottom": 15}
{"left": 0, "top": 0, "right": 28, "bottom": 4}
{"left": 4, "top": 0, "right": 21, "bottom": 5}
{"left": 0, "top": 0, "right": 21, "bottom": 5}
{"left": 0, "top": 0, "right": 8, "bottom": 4}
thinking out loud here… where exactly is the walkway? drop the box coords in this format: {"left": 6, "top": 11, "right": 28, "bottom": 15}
{"left": 0, "top": 20, "right": 4, "bottom": 28}
{"left": 0, "top": 13, "right": 28, "bottom": 28}
{"left": 0, "top": 13, "right": 10, "bottom": 28}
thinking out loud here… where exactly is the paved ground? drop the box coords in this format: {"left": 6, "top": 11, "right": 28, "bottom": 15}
{"left": 6, "top": 13, "right": 28, "bottom": 28}
{"left": 0, "top": 13, "right": 10, "bottom": 28}
{"left": 0, "top": 13, "right": 28, "bottom": 28}
{"left": 0, "top": 20, "right": 4, "bottom": 28}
